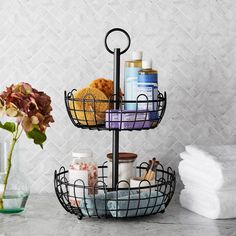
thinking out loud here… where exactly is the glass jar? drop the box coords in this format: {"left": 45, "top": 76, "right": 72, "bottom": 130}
{"left": 107, "top": 152, "right": 137, "bottom": 188}
{"left": 68, "top": 150, "right": 98, "bottom": 206}
{"left": 0, "top": 142, "right": 30, "bottom": 214}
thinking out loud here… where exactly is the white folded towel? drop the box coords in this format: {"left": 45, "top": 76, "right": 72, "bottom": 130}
{"left": 180, "top": 187, "right": 236, "bottom": 219}
{"left": 185, "top": 145, "right": 236, "bottom": 169}
{"left": 179, "top": 155, "right": 236, "bottom": 191}
{"left": 180, "top": 151, "right": 236, "bottom": 171}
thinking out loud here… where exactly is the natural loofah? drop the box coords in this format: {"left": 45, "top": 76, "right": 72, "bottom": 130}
{"left": 69, "top": 87, "right": 109, "bottom": 125}
{"left": 89, "top": 78, "right": 123, "bottom": 100}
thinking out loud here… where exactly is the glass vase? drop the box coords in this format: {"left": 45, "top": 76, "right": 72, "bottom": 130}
{"left": 0, "top": 142, "right": 30, "bottom": 214}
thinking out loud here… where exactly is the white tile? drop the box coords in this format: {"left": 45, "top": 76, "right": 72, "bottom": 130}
{"left": 0, "top": 0, "right": 235, "bottom": 193}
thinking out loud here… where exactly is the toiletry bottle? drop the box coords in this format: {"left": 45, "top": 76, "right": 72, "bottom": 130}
{"left": 137, "top": 60, "right": 158, "bottom": 112}
{"left": 69, "top": 150, "right": 98, "bottom": 206}
{"left": 124, "top": 51, "right": 142, "bottom": 110}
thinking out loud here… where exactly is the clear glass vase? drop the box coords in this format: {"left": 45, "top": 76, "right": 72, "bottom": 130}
{"left": 0, "top": 142, "right": 30, "bottom": 214}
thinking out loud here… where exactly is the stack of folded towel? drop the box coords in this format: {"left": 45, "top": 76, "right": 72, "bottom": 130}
{"left": 179, "top": 144, "right": 236, "bottom": 219}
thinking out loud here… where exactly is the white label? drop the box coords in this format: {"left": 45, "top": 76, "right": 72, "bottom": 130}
{"left": 69, "top": 169, "right": 88, "bottom": 198}
{"left": 137, "top": 83, "right": 158, "bottom": 110}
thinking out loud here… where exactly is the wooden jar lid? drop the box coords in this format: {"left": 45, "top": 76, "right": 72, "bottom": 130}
{"left": 107, "top": 152, "right": 137, "bottom": 161}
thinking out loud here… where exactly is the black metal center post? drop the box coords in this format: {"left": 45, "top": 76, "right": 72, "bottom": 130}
{"left": 104, "top": 28, "right": 131, "bottom": 189}
{"left": 112, "top": 48, "right": 120, "bottom": 189}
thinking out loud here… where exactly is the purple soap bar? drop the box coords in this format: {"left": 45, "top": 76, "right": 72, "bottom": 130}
{"left": 105, "top": 110, "right": 152, "bottom": 129}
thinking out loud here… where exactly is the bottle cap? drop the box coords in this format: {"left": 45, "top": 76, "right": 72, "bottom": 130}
{"left": 142, "top": 60, "right": 152, "bottom": 69}
{"left": 107, "top": 152, "right": 137, "bottom": 161}
{"left": 72, "top": 151, "right": 93, "bottom": 159}
{"left": 132, "top": 51, "right": 142, "bottom": 61}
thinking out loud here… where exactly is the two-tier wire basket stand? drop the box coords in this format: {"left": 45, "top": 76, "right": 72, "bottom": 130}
{"left": 54, "top": 28, "right": 176, "bottom": 220}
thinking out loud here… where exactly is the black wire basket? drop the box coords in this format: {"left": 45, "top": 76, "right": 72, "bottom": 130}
{"left": 54, "top": 162, "right": 176, "bottom": 220}
{"left": 64, "top": 90, "right": 166, "bottom": 131}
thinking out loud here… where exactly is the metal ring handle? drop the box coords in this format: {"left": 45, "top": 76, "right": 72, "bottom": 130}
{"left": 104, "top": 28, "right": 131, "bottom": 54}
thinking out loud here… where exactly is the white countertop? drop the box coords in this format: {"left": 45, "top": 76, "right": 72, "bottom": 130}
{"left": 0, "top": 194, "right": 236, "bottom": 236}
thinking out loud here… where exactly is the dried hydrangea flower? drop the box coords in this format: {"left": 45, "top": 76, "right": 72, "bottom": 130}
{"left": 0, "top": 82, "right": 54, "bottom": 133}
{"left": 0, "top": 82, "right": 54, "bottom": 209}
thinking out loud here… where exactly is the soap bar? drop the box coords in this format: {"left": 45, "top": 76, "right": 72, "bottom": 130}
{"left": 105, "top": 110, "right": 155, "bottom": 129}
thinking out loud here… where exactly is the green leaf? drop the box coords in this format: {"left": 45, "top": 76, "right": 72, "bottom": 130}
{"left": 0, "top": 122, "right": 16, "bottom": 133}
{"left": 27, "top": 128, "right": 47, "bottom": 149}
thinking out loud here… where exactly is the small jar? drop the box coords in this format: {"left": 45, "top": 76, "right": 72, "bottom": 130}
{"left": 69, "top": 150, "right": 98, "bottom": 206}
{"left": 107, "top": 152, "right": 137, "bottom": 188}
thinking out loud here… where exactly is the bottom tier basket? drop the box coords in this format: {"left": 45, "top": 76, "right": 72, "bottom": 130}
{"left": 54, "top": 162, "right": 176, "bottom": 220}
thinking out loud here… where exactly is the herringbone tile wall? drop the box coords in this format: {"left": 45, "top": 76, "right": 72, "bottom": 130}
{"left": 0, "top": 0, "right": 235, "bottom": 193}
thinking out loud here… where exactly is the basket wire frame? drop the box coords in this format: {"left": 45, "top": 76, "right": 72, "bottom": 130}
{"left": 64, "top": 90, "right": 167, "bottom": 131}
{"left": 54, "top": 162, "right": 176, "bottom": 220}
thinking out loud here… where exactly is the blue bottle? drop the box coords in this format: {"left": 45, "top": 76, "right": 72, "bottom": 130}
{"left": 137, "top": 60, "right": 158, "bottom": 113}
{"left": 124, "top": 51, "right": 142, "bottom": 110}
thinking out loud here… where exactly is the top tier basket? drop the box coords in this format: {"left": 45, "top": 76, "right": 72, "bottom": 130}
{"left": 55, "top": 28, "right": 175, "bottom": 220}
{"left": 64, "top": 90, "right": 166, "bottom": 131}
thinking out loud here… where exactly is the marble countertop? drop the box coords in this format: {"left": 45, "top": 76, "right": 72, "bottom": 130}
{"left": 0, "top": 194, "right": 236, "bottom": 236}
